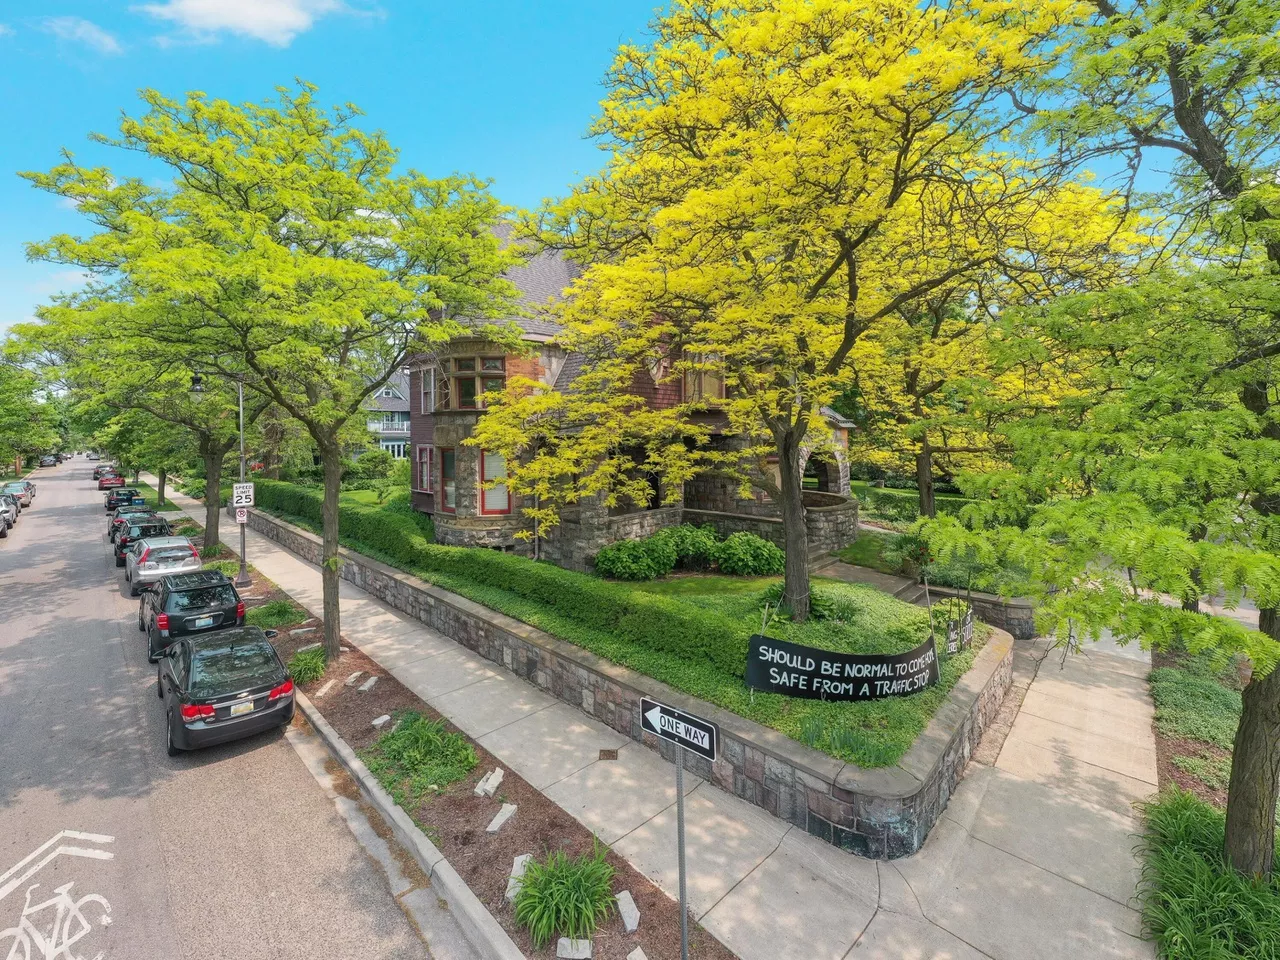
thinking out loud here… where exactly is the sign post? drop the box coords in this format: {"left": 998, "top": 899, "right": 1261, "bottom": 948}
{"left": 640, "top": 697, "right": 719, "bottom": 960}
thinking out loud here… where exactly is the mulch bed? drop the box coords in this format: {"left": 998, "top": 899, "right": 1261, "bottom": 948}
{"left": 248, "top": 570, "right": 738, "bottom": 960}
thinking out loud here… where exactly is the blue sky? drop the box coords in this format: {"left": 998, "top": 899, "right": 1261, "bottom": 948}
{"left": 0, "top": 0, "right": 658, "bottom": 333}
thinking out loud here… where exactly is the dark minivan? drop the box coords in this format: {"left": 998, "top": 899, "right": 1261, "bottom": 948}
{"left": 157, "top": 626, "right": 293, "bottom": 756}
{"left": 139, "top": 570, "right": 245, "bottom": 660}
{"left": 114, "top": 516, "right": 172, "bottom": 565}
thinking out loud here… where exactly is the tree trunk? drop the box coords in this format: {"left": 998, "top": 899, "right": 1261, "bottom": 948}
{"left": 777, "top": 432, "right": 811, "bottom": 622}
{"left": 319, "top": 439, "right": 344, "bottom": 661}
{"left": 1224, "top": 607, "right": 1280, "bottom": 877}
{"left": 916, "top": 432, "right": 936, "bottom": 519}
{"left": 202, "top": 447, "right": 223, "bottom": 557}
{"left": 157, "top": 468, "right": 167, "bottom": 507}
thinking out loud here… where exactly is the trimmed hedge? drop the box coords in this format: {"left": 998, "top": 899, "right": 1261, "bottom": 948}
{"left": 252, "top": 480, "right": 753, "bottom": 675}
{"left": 594, "top": 524, "right": 780, "bottom": 581}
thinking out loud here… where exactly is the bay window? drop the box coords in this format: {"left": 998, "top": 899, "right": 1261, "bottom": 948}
{"left": 440, "top": 448, "right": 456, "bottom": 511}
{"left": 480, "top": 451, "right": 510, "bottom": 514}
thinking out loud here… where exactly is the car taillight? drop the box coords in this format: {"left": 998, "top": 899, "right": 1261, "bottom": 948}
{"left": 236, "top": 601, "right": 245, "bottom": 619}
{"left": 156, "top": 614, "right": 170, "bottom": 632}
{"left": 180, "top": 703, "right": 215, "bottom": 722}
{"left": 269, "top": 679, "right": 294, "bottom": 701}
{"left": 137, "top": 548, "right": 150, "bottom": 564}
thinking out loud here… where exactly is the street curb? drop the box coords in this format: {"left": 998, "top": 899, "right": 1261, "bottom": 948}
{"left": 296, "top": 691, "right": 526, "bottom": 960}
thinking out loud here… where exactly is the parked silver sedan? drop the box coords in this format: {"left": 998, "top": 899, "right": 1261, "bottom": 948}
{"left": 125, "top": 536, "right": 202, "bottom": 596}
{"left": 2, "top": 481, "right": 33, "bottom": 506}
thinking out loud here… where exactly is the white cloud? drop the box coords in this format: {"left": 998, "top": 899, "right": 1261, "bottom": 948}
{"left": 26, "top": 270, "right": 92, "bottom": 298}
{"left": 0, "top": 25, "right": 13, "bottom": 38}
{"left": 42, "top": 17, "right": 123, "bottom": 54}
{"left": 137, "top": 0, "right": 345, "bottom": 47}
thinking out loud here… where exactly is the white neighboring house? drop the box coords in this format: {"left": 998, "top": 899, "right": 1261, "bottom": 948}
{"left": 364, "top": 369, "right": 412, "bottom": 459}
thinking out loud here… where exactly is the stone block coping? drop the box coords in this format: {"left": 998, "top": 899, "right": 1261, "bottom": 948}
{"left": 246, "top": 508, "right": 1014, "bottom": 859}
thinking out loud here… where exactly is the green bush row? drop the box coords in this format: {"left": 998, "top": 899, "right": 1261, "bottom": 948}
{"left": 252, "top": 480, "right": 755, "bottom": 675}
{"left": 593, "top": 524, "right": 784, "bottom": 581}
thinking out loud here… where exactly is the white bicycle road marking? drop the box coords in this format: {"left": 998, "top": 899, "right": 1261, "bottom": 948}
{"left": 0, "top": 833, "right": 115, "bottom": 960}
{"left": 0, "top": 833, "right": 114, "bottom": 905}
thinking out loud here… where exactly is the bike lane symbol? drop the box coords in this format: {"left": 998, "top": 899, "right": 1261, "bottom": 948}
{"left": 0, "top": 832, "right": 114, "bottom": 960}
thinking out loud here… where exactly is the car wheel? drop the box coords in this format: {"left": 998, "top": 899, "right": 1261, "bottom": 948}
{"left": 156, "top": 668, "right": 164, "bottom": 699}
{"left": 114, "top": 554, "right": 125, "bottom": 568}
{"left": 129, "top": 580, "right": 139, "bottom": 598}
{"left": 166, "top": 713, "right": 180, "bottom": 757}
{"left": 0, "top": 524, "right": 7, "bottom": 539}
{"left": 138, "top": 610, "right": 145, "bottom": 632}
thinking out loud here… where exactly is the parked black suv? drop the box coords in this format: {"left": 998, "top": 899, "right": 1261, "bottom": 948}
{"left": 114, "top": 516, "right": 173, "bottom": 566}
{"left": 108, "top": 503, "right": 155, "bottom": 540}
{"left": 139, "top": 571, "right": 245, "bottom": 661}
{"left": 104, "top": 488, "right": 142, "bottom": 511}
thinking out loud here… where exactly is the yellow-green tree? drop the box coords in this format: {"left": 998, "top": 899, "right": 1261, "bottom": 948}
{"left": 476, "top": 0, "right": 1130, "bottom": 620}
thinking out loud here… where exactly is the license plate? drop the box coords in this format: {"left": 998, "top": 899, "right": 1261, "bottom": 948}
{"left": 229, "top": 701, "right": 254, "bottom": 717}
{"left": 193, "top": 616, "right": 214, "bottom": 628}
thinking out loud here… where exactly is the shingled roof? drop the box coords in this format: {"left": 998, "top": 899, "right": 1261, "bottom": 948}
{"left": 491, "top": 222, "right": 579, "bottom": 340}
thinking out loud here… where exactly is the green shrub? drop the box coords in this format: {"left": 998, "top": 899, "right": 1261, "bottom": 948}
{"left": 865, "top": 488, "right": 921, "bottom": 524}
{"left": 182, "top": 480, "right": 207, "bottom": 501}
{"left": 594, "top": 538, "right": 673, "bottom": 581}
{"left": 1150, "top": 666, "right": 1242, "bottom": 750}
{"left": 287, "top": 648, "right": 327, "bottom": 684}
{"left": 202, "top": 560, "right": 241, "bottom": 577}
{"left": 360, "top": 712, "right": 478, "bottom": 806}
{"left": 246, "top": 600, "right": 306, "bottom": 629}
{"left": 656, "top": 523, "right": 720, "bottom": 571}
{"left": 712, "top": 532, "right": 785, "bottom": 576}
{"left": 514, "top": 846, "right": 615, "bottom": 949}
{"left": 349, "top": 449, "right": 393, "bottom": 481}
{"left": 1137, "top": 789, "right": 1280, "bottom": 960}
{"left": 761, "top": 581, "right": 837, "bottom": 621}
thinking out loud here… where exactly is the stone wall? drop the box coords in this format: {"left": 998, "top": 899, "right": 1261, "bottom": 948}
{"left": 431, "top": 412, "right": 528, "bottom": 551}
{"left": 245, "top": 508, "right": 1013, "bottom": 859}
{"left": 540, "top": 504, "right": 684, "bottom": 572}
{"left": 925, "top": 584, "right": 1037, "bottom": 640}
{"left": 685, "top": 494, "right": 858, "bottom": 556}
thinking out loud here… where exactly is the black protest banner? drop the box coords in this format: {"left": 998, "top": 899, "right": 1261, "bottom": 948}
{"left": 745, "top": 633, "right": 941, "bottom": 701}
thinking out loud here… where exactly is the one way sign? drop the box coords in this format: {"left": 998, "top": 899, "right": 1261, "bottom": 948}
{"left": 640, "top": 697, "right": 719, "bottom": 762}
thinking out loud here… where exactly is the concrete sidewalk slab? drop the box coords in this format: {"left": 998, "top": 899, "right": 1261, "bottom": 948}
{"left": 544, "top": 742, "right": 702, "bottom": 844}
{"left": 430, "top": 675, "right": 556, "bottom": 738}
{"left": 995, "top": 738, "right": 1154, "bottom": 818}
{"left": 478, "top": 702, "right": 630, "bottom": 790}
{"left": 615, "top": 782, "right": 792, "bottom": 920}
{"left": 392, "top": 647, "right": 496, "bottom": 699}
{"left": 1018, "top": 688, "right": 1156, "bottom": 742}
{"left": 1004, "top": 712, "right": 1158, "bottom": 784}
{"left": 847, "top": 910, "right": 990, "bottom": 960}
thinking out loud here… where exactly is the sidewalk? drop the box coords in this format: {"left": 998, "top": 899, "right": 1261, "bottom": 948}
{"left": 154, "top": 480, "right": 1157, "bottom": 960}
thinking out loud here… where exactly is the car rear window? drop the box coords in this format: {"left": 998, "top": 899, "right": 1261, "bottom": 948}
{"left": 167, "top": 585, "right": 237, "bottom": 612}
{"left": 188, "top": 642, "right": 280, "bottom": 697}
{"left": 151, "top": 548, "right": 193, "bottom": 564}
{"left": 130, "top": 524, "right": 168, "bottom": 538}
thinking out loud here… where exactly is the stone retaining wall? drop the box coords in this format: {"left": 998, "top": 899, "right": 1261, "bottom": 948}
{"left": 685, "top": 496, "right": 859, "bottom": 556}
{"left": 245, "top": 508, "right": 1013, "bottom": 859}
{"left": 926, "top": 584, "right": 1036, "bottom": 640}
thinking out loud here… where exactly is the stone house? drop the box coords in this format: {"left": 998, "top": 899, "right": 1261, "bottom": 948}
{"left": 405, "top": 243, "right": 859, "bottom": 570}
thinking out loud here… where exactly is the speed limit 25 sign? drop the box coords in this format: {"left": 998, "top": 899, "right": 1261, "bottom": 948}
{"left": 232, "top": 482, "right": 255, "bottom": 507}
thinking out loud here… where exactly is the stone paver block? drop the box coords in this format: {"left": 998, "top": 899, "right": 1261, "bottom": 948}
{"left": 430, "top": 674, "right": 554, "bottom": 737}
{"left": 358, "top": 675, "right": 379, "bottom": 693}
{"left": 297, "top": 641, "right": 321, "bottom": 650}
{"left": 372, "top": 714, "right": 391, "bottom": 729}
{"left": 344, "top": 671, "right": 364, "bottom": 686}
{"left": 557, "top": 939, "right": 591, "bottom": 959}
{"left": 486, "top": 803, "right": 517, "bottom": 833}
{"left": 544, "top": 743, "right": 699, "bottom": 844}
{"left": 626, "top": 950, "right": 648, "bottom": 960}
{"left": 615, "top": 890, "right": 640, "bottom": 933}
{"left": 505, "top": 853, "right": 532, "bottom": 902}
{"left": 478, "top": 702, "right": 628, "bottom": 789}
{"left": 474, "top": 767, "right": 505, "bottom": 798}
{"left": 314, "top": 679, "right": 336, "bottom": 698}
{"left": 291, "top": 628, "right": 317, "bottom": 637}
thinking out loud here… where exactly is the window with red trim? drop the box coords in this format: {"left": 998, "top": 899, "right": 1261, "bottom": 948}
{"left": 479, "top": 450, "right": 510, "bottom": 515}
{"left": 439, "top": 448, "right": 456, "bottom": 511}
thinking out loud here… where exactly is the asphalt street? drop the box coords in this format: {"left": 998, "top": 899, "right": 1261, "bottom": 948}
{"left": 0, "top": 459, "right": 432, "bottom": 960}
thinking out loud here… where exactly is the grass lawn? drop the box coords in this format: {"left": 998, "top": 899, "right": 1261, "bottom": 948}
{"left": 250, "top": 479, "right": 981, "bottom": 768}
{"left": 132, "top": 480, "right": 183, "bottom": 513}
{"left": 834, "top": 530, "right": 903, "bottom": 575}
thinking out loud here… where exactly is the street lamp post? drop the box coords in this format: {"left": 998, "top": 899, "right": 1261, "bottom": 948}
{"left": 190, "top": 372, "right": 251, "bottom": 588}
